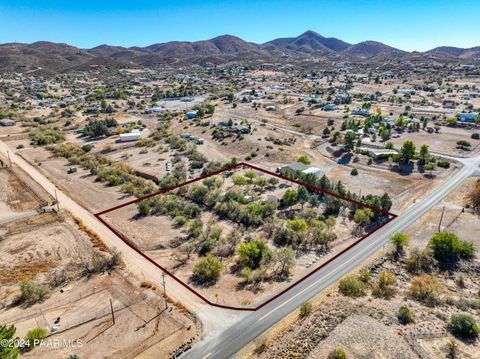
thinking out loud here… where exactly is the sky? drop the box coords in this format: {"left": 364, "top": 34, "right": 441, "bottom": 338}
{"left": 0, "top": 0, "right": 479, "bottom": 51}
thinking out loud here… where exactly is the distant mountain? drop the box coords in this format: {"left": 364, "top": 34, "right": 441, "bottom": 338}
{"left": 0, "top": 41, "right": 94, "bottom": 74}
{"left": 146, "top": 35, "right": 262, "bottom": 57}
{"left": 0, "top": 31, "right": 478, "bottom": 73}
{"left": 425, "top": 46, "right": 480, "bottom": 59}
{"left": 263, "top": 30, "right": 350, "bottom": 54}
{"left": 341, "top": 41, "right": 405, "bottom": 58}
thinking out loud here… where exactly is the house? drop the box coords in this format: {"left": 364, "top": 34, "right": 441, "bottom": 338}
{"left": 458, "top": 112, "right": 478, "bottom": 123}
{"left": 218, "top": 120, "right": 231, "bottom": 127}
{"left": 144, "top": 107, "right": 166, "bottom": 114}
{"left": 302, "top": 167, "right": 322, "bottom": 177}
{"left": 398, "top": 89, "right": 416, "bottom": 95}
{"left": 442, "top": 100, "right": 456, "bottom": 109}
{"left": 323, "top": 104, "right": 337, "bottom": 111}
{"left": 351, "top": 109, "right": 371, "bottom": 117}
{"left": 277, "top": 163, "right": 308, "bottom": 175}
{"left": 186, "top": 111, "right": 198, "bottom": 119}
{"left": 359, "top": 147, "right": 397, "bottom": 159}
{"left": 119, "top": 132, "right": 141, "bottom": 142}
{"left": 233, "top": 125, "right": 250, "bottom": 134}
{"left": 0, "top": 119, "right": 15, "bottom": 127}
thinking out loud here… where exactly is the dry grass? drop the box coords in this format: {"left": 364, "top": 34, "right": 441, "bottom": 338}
{"left": 0, "top": 260, "right": 54, "bottom": 285}
{"left": 73, "top": 216, "right": 110, "bottom": 252}
{"left": 140, "top": 281, "right": 157, "bottom": 290}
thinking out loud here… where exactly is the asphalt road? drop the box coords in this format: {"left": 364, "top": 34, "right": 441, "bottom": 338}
{"left": 183, "top": 159, "right": 480, "bottom": 359}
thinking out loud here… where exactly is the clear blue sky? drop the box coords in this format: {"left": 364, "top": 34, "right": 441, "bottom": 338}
{"left": 0, "top": 0, "right": 479, "bottom": 51}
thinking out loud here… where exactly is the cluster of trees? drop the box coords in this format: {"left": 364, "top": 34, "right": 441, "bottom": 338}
{"left": 31, "top": 126, "right": 64, "bottom": 145}
{"left": 192, "top": 102, "right": 215, "bottom": 118}
{"left": 138, "top": 193, "right": 201, "bottom": 219}
{"left": 273, "top": 210, "right": 337, "bottom": 252}
{"left": 83, "top": 118, "right": 117, "bottom": 137}
{"left": 54, "top": 143, "right": 156, "bottom": 196}
{"left": 282, "top": 171, "right": 392, "bottom": 218}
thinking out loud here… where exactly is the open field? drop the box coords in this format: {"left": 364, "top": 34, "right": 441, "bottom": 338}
{"left": 0, "top": 162, "right": 198, "bottom": 358}
{"left": 100, "top": 165, "right": 392, "bottom": 307}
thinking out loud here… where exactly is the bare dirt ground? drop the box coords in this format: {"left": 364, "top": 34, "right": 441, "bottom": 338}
{"left": 390, "top": 127, "right": 480, "bottom": 157}
{"left": 102, "top": 168, "right": 381, "bottom": 308}
{"left": 0, "top": 163, "right": 198, "bottom": 359}
{"left": 245, "top": 255, "right": 480, "bottom": 359}
{"left": 406, "top": 176, "right": 480, "bottom": 252}
{"left": 16, "top": 146, "right": 133, "bottom": 213}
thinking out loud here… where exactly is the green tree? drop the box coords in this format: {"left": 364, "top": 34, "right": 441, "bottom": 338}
{"left": 390, "top": 233, "right": 409, "bottom": 257}
{"left": 399, "top": 141, "right": 416, "bottom": 164}
{"left": 192, "top": 255, "right": 223, "bottom": 283}
{"left": 447, "top": 313, "right": 479, "bottom": 339}
{"left": 343, "top": 132, "right": 356, "bottom": 152}
{"left": 353, "top": 209, "right": 372, "bottom": 228}
{"left": 0, "top": 324, "right": 19, "bottom": 359}
{"left": 419, "top": 144, "right": 429, "bottom": 163}
{"left": 428, "top": 232, "right": 475, "bottom": 268}
{"left": 281, "top": 189, "right": 297, "bottom": 208}
{"left": 237, "top": 239, "right": 272, "bottom": 269}
{"left": 297, "top": 186, "right": 309, "bottom": 209}
{"left": 274, "top": 247, "right": 296, "bottom": 276}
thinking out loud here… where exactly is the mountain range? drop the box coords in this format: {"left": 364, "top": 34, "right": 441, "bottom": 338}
{"left": 1, "top": 30, "right": 478, "bottom": 74}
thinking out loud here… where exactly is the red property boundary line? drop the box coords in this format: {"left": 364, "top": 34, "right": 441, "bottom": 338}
{"left": 95, "top": 162, "right": 398, "bottom": 311}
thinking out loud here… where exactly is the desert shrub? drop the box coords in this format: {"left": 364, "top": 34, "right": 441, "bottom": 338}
{"left": 350, "top": 168, "right": 358, "bottom": 176}
{"left": 471, "top": 133, "right": 480, "bottom": 140}
{"left": 447, "top": 340, "right": 459, "bottom": 359}
{"left": 83, "top": 250, "right": 121, "bottom": 276}
{"left": 12, "top": 280, "right": 51, "bottom": 306}
{"left": 338, "top": 275, "right": 365, "bottom": 298}
{"left": 297, "top": 155, "right": 311, "bottom": 165}
{"left": 372, "top": 271, "right": 396, "bottom": 299}
{"left": 328, "top": 348, "right": 347, "bottom": 359}
{"left": 24, "top": 327, "right": 48, "bottom": 350}
{"left": 253, "top": 335, "right": 268, "bottom": 354}
{"left": 174, "top": 215, "right": 187, "bottom": 227}
{"left": 359, "top": 269, "right": 371, "bottom": 283}
{"left": 428, "top": 232, "right": 475, "bottom": 268}
{"left": 398, "top": 304, "right": 415, "bottom": 324}
{"left": 437, "top": 161, "right": 450, "bottom": 168}
{"left": 405, "top": 248, "right": 437, "bottom": 273}
{"left": 192, "top": 255, "right": 223, "bottom": 283}
{"left": 299, "top": 301, "right": 312, "bottom": 318}
{"left": 447, "top": 313, "right": 479, "bottom": 339}
{"left": 409, "top": 274, "right": 444, "bottom": 306}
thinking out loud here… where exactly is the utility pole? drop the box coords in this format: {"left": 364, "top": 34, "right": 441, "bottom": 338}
{"left": 162, "top": 272, "right": 168, "bottom": 309}
{"left": 438, "top": 205, "right": 445, "bottom": 232}
{"left": 110, "top": 298, "right": 115, "bottom": 325}
{"left": 54, "top": 189, "right": 60, "bottom": 211}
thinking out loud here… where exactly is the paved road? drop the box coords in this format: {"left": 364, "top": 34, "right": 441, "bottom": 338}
{"left": 183, "top": 158, "right": 480, "bottom": 359}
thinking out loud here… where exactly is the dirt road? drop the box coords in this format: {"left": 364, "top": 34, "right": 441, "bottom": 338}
{"left": 0, "top": 140, "right": 245, "bottom": 339}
